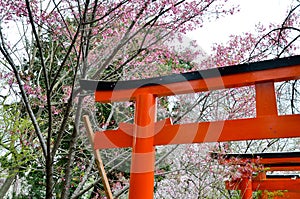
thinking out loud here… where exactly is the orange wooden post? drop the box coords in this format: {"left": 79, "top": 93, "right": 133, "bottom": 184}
{"left": 255, "top": 82, "right": 276, "bottom": 199}
{"left": 256, "top": 173, "right": 267, "bottom": 199}
{"left": 255, "top": 82, "right": 278, "bottom": 117}
{"left": 129, "top": 94, "right": 156, "bottom": 199}
{"left": 239, "top": 177, "right": 253, "bottom": 199}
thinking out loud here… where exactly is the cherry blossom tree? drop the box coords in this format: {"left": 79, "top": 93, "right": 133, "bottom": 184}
{"left": 0, "top": 0, "right": 239, "bottom": 198}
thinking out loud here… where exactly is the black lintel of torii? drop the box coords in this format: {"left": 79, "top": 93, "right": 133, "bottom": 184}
{"left": 80, "top": 55, "right": 300, "bottom": 91}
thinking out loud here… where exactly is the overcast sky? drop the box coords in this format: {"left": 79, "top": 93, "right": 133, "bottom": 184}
{"left": 187, "top": 0, "right": 292, "bottom": 53}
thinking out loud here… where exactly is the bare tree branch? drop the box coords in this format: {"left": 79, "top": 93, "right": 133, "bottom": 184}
{"left": 0, "top": 30, "right": 47, "bottom": 158}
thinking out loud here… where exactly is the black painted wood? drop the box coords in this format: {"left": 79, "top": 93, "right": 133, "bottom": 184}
{"left": 266, "top": 174, "right": 300, "bottom": 179}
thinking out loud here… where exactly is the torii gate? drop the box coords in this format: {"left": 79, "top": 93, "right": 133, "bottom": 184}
{"left": 211, "top": 152, "right": 300, "bottom": 199}
{"left": 80, "top": 55, "right": 300, "bottom": 199}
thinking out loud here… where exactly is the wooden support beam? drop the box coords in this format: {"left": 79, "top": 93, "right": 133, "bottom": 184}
{"left": 214, "top": 157, "right": 300, "bottom": 166}
{"left": 154, "top": 115, "right": 300, "bottom": 145}
{"left": 93, "top": 63, "right": 300, "bottom": 102}
{"left": 266, "top": 165, "right": 300, "bottom": 171}
{"left": 252, "top": 178, "right": 300, "bottom": 191}
{"left": 94, "top": 115, "right": 300, "bottom": 149}
{"left": 93, "top": 118, "right": 172, "bottom": 149}
{"left": 211, "top": 152, "right": 300, "bottom": 171}
{"left": 83, "top": 115, "right": 114, "bottom": 199}
{"left": 226, "top": 178, "right": 300, "bottom": 191}
{"left": 225, "top": 179, "right": 300, "bottom": 199}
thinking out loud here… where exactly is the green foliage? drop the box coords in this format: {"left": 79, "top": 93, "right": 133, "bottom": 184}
{"left": 155, "top": 164, "right": 171, "bottom": 183}
{"left": 0, "top": 103, "right": 37, "bottom": 176}
{"left": 264, "top": 190, "right": 288, "bottom": 199}
{"left": 20, "top": 163, "right": 46, "bottom": 198}
{"left": 253, "top": 190, "right": 288, "bottom": 199}
{"left": 0, "top": 101, "right": 43, "bottom": 198}
{"left": 0, "top": 27, "right": 80, "bottom": 197}
{"left": 158, "top": 57, "right": 194, "bottom": 76}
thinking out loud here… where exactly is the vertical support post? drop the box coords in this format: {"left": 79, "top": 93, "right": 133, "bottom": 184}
{"left": 129, "top": 94, "right": 156, "bottom": 199}
{"left": 239, "top": 177, "right": 253, "bottom": 199}
{"left": 83, "top": 115, "right": 114, "bottom": 199}
{"left": 256, "top": 172, "right": 267, "bottom": 199}
{"left": 254, "top": 82, "right": 277, "bottom": 199}
{"left": 255, "top": 82, "right": 278, "bottom": 117}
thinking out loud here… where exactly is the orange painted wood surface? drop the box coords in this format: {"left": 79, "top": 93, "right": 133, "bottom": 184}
{"left": 94, "top": 115, "right": 300, "bottom": 149}
{"left": 252, "top": 178, "right": 300, "bottom": 191}
{"left": 267, "top": 166, "right": 300, "bottom": 171}
{"left": 239, "top": 178, "right": 253, "bottom": 199}
{"left": 226, "top": 178, "right": 300, "bottom": 191}
{"left": 95, "top": 64, "right": 300, "bottom": 102}
{"left": 255, "top": 82, "right": 278, "bottom": 116}
{"left": 128, "top": 94, "right": 156, "bottom": 199}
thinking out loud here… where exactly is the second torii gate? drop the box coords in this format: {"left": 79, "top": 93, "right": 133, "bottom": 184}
{"left": 211, "top": 152, "right": 300, "bottom": 199}
{"left": 80, "top": 55, "right": 300, "bottom": 199}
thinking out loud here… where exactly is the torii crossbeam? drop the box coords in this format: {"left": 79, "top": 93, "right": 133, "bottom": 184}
{"left": 80, "top": 55, "right": 300, "bottom": 199}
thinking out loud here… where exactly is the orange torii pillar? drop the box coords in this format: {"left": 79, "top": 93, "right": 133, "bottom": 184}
{"left": 80, "top": 55, "right": 300, "bottom": 199}
{"left": 129, "top": 93, "right": 156, "bottom": 198}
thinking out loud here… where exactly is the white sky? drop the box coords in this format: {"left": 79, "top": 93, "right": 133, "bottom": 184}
{"left": 187, "top": 0, "right": 292, "bottom": 53}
